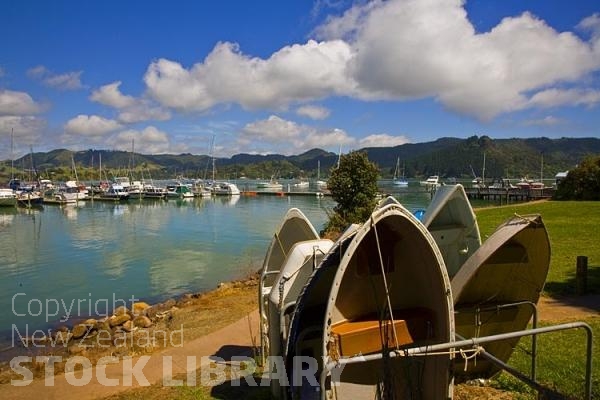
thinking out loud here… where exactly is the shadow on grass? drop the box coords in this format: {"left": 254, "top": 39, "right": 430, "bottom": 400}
{"left": 544, "top": 264, "right": 600, "bottom": 310}
{"left": 210, "top": 376, "right": 271, "bottom": 400}
{"left": 544, "top": 263, "right": 600, "bottom": 295}
{"left": 211, "top": 344, "right": 256, "bottom": 360}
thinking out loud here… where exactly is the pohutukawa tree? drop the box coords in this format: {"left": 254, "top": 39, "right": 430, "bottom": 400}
{"left": 323, "top": 151, "right": 379, "bottom": 236}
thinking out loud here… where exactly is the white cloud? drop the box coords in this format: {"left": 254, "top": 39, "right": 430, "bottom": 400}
{"left": 528, "top": 88, "right": 600, "bottom": 108}
{"left": 142, "top": 0, "right": 600, "bottom": 121}
{"left": 317, "top": 0, "right": 600, "bottom": 119}
{"left": 0, "top": 90, "right": 42, "bottom": 116}
{"left": 237, "top": 115, "right": 354, "bottom": 155}
{"left": 112, "top": 126, "right": 171, "bottom": 154}
{"left": 64, "top": 115, "right": 121, "bottom": 137}
{"left": 358, "top": 134, "right": 410, "bottom": 148}
{"left": 90, "top": 81, "right": 171, "bottom": 123}
{"left": 523, "top": 116, "right": 566, "bottom": 127}
{"left": 144, "top": 40, "right": 354, "bottom": 112}
{"left": 90, "top": 81, "right": 136, "bottom": 108}
{"left": 0, "top": 116, "right": 45, "bottom": 157}
{"left": 27, "top": 65, "right": 84, "bottom": 90}
{"left": 296, "top": 104, "right": 331, "bottom": 120}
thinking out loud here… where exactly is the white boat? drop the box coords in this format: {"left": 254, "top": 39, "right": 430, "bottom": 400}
{"left": 63, "top": 180, "right": 89, "bottom": 200}
{"left": 0, "top": 188, "right": 17, "bottom": 207}
{"left": 97, "top": 184, "right": 130, "bottom": 201}
{"left": 315, "top": 160, "right": 327, "bottom": 188}
{"left": 420, "top": 175, "right": 440, "bottom": 188}
{"left": 211, "top": 182, "right": 240, "bottom": 196}
{"left": 142, "top": 184, "right": 167, "bottom": 199}
{"left": 421, "top": 184, "right": 481, "bottom": 278}
{"left": 257, "top": 176, "right": 283, "bottom": 190}
{"left": 166, "top": 183, "right": 194, "bottom": 198}
{"left": 16, "top": 191, "right": 43, "bottom": 207}
{"left": 451, "top": 214, "right": 550, "bottom": 379}
{"left": 42, "top": 189, "right": 75, "bottom": 205}
{"left": 284, "top": 203, "right": 453, "bottom": 399}
{"left": 293, "top": 179, "right": 309, "bottom": 188}
{"left": 259, "top": 208, "right": 320, "bottom": 367}
{"left": 392, "top": 157, "right": 408, "bottom": 186}
{"left": 266, "top": 239, "right": 333, "bottom": 365}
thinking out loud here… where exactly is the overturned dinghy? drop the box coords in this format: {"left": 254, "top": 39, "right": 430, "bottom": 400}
{"left": 259, "top": 208, "right": 320, "bottom": 364}
{"left": 286, "top": 203, "right": 454, "bottom": 399}
{"left": 451, "top": 214, "right": 551, "bottom": 379}
{"left": 422, "top": 184, "right": 481, "bottom": 278}
{"left": 267, "top": 238, "right": 334, "bottom": 362}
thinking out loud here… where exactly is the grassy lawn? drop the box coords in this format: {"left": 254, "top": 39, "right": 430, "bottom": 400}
{"left": 475, "top": 201, "right": 599, "bottom": 399}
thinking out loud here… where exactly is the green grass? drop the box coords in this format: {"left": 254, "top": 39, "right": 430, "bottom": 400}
{"left": 475, "top": 200, "right": 600, "bottom": 398}
{"left": 475, "top": 201, "right": 600, "bottom": 296}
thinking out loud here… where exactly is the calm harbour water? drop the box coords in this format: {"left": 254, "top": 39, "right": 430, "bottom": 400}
{"left": 0, "top": 181, "right": 433, "bottom": 345}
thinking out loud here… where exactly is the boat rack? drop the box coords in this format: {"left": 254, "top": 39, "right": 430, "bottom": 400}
{"left": 321, "top": 321, "right": 594, "bottom": 400}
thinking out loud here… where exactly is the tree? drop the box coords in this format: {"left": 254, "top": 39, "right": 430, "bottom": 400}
{"left": 554, "top": 155, "right": 600, "bottom": 200}
{"left": 323, "top": 151, "right": 379, "bottom": 236}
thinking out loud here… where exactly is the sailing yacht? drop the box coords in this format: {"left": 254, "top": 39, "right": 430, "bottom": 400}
{"left": 393, "top": 157, "right": 408, "bottom": 186}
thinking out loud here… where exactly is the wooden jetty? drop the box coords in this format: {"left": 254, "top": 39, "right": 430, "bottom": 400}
{"left": 464, "top": 187, "right": 555, "bottom": 202}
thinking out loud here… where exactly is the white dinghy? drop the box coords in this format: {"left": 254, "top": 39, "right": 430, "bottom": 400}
{"left": 421, "top": 184, "right": 481, "bottom": 278}
{"left": 259, "top": 208, "right": 320, "bottom": 365}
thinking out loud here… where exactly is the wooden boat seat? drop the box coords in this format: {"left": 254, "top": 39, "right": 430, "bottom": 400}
{"left": 328, "top": 308, "right": 434, "bottom": 360}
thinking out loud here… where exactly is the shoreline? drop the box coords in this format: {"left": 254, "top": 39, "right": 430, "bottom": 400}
{"left": 0, "top": 272, "right": 260, "bottom": 383}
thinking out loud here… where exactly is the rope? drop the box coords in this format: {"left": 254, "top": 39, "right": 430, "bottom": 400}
{"left": 459, "top": 346, "right": 483, "bottom": 372}
{"left": 371, "top": 213, "right": 401, "bottom": 350}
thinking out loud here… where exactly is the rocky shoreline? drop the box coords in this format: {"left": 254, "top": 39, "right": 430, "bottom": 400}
{"left": 0, "top": 273, "right": 260, "bottom": 383}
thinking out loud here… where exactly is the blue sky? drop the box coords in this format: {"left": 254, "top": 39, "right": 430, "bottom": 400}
{"left": 1, "top": 0, "right": 599, "bottom": 159}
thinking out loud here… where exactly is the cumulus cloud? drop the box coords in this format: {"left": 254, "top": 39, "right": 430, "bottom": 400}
{"left": 141, "top": 0, "right": 600, "bottom": 121}
{"left": 296, "top": 104, "right": 331, "bottom": 120}
{"left": 64, "top": 115, "right": 121, "bottom": 137}
{"left": 27, "top": 65, "right": 84, "bottom": 90}
{"left": 0, "top": 116, "right": 46, "bottom": 158}
{"left": 358, "top": 134, "right": 410, "bottom": 148}
{"left": 112, "top": 126, "right": 171, "bottom": 154}
{"left": 144, "top": 40, "right": 354, "bottom": 112}
{"left": 237, "top": 115, "right": 354, "bottom": 155}
{"left": 90, "top": 81, "right": 171, "bottom": 123}
{"left": 0, "top": 90, "right": 42, "bottom": 116}
{"left": 319, "top": 0, "right": 600, "bottom": 119}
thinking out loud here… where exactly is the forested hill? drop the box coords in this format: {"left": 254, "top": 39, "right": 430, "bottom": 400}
{"left": 7, "top": 136, "right": 600, "bottom": 181}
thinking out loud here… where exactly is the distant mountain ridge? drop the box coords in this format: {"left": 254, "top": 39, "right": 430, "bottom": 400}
{"left": 8, "top": 136, "right": 600, "bottom": 181}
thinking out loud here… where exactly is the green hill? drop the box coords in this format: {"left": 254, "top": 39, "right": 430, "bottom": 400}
{"left": 3, "top": 136, "right": 599, "bottom": 182}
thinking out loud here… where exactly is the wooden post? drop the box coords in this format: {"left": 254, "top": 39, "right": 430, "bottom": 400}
{"left": 576, "top": 256, "right": 588, "bottom": 295}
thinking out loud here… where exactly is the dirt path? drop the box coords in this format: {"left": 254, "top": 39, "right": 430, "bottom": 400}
{"left": 536, "top": 293, "right": 600, "bottom": 321}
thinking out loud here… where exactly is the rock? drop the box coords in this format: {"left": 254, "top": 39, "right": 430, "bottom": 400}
{"left": 52, "top": 330, "right": 72, "bottom": 345}
{"left": 113, "top": 306, "right": 129, "bottom": 316}
{"left": 121, "top": 320, "right": 133, "bottom": 332}
{"left": 133, "top": 315, "right": 152, "bottom": 328}
{"left": 71, "top": 323, "right": 90, "bottom": 339}
{"left": 68, "top": 344, "right": 87, "bottom": 355}
{"left": 83, "top": 318, "right": 97, "bottom": 326}
{"left": 108, "top": 314, "right": 131, "bottom": 327}
{"left": 145, "top": 299, "right": 176, "bottom": 319}
{"left": 132, "top": 302, "right": 151, "bottom": 316}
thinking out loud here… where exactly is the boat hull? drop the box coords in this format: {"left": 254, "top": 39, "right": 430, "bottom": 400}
{"left": 451, "top": 214, "right": 550, "bottom": 379}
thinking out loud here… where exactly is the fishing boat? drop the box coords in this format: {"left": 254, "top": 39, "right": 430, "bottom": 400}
{"left": 259, "top": 208, "right": 320, "bottom": 366}
{"left": 451, "top": 214, "right": 550, "bottom": 379}
{"left": 421, "top": 184, "right": 481, "bottom": 278}
{"left": 266, "top": 238, "right": 334, "bottom": 364}
{"left": 284, "top": 203, "right": 453, "bottom": 399}
{"left": 392, "top": 157, "right": 408, "bottom": 187}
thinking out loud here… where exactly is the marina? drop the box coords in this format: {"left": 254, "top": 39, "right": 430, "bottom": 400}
{"left": 0, "top": 183, "right": 431, "bottom": 349}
